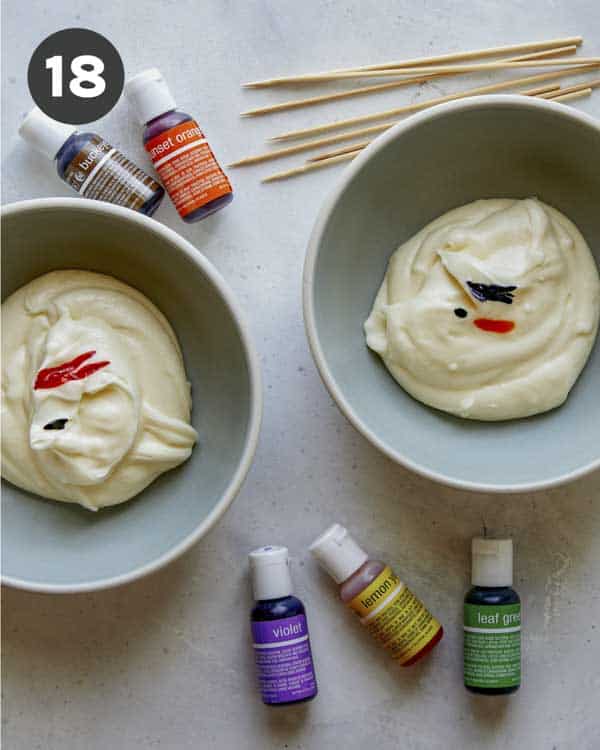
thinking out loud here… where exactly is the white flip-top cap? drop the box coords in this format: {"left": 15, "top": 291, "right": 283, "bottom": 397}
{"left": 309, "top": 523, "right": 369, "bottom": 584}
{"left": 249, "top": 545, "right": 293, "bottom": 601}
{"left": 472, "top": 537, "right": 513, "bottom": 587}
{"left": 124, "top": 68, "right": 177, "bottom": 124}
{"left": 19, "top": 107, "right": 77, "bottom": 160}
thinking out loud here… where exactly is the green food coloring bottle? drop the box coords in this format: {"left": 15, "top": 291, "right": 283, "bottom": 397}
{"left": 464, "top": 537, "right": 521, "bottom": 695}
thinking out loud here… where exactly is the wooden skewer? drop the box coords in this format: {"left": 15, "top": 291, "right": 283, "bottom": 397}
{"left": 261, "top": 57, "right": 600, "bottom": 85}
{"left": 229, "top": 128, "right": 382, "bottom": 167}
{"left": 262, "top": 152, "right": 358, "bottom": 182}
{"left": 548, "top": 87, "right": 592, "bottom": 103}
{"left": 261, "top": 81, "right": 597, "bottom": 184}
{"left": 230, "top": 67, "right": 599, "bottom": 168}
{"left": 306, "top": 143, "right": 368, "bottom": 162}
{"left": 242, "top": 75, "right": 441, "bottom": 117}
{"left": 240, "top": 45, "right": 577, "bottom": 117}
{"left": 271, "top": 63, "right": 600, "bottom": 141}
{"left": 262, "top": 84, "right": 596, "bottom": 183}
{"left": 523, "top": 83, "right": 562, "bottom": 96}
{"left": 263, "top": 85, "right": 594, "bottom": 182}
{"left": 538, "top": 77, "right": 600, "bottom": 98}
{"left": 305, "top": 83, "right": 565, "bottom": 164}
{"left": 243, "top": 36, "right": 583, "bottom": 87}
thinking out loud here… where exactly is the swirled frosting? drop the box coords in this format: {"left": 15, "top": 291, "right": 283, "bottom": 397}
{"left": 364, "top": 199, "right": 600, "bottom": 420}
{"left": 1, "top": 271, "right": 197, "bottom": 509}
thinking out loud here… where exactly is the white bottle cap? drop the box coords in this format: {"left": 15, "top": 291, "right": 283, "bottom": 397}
{"left": 309, "top": 523, "right": 369, "bottom": 584}
{"left": 472, "top": 537, "right": 513, "bottom": 587}
{"left": 249, "top": 545, "right": 294, "bottom": 601}
{"left": 124, "top": 68, "right": 177, "bottom": 124}
{"left": 19, "top": 107, "right": 77, "bottom": 160}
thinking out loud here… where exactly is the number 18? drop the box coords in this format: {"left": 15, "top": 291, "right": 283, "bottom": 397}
{"left": 45, "top": 54, "right": 106, "bottom": 98}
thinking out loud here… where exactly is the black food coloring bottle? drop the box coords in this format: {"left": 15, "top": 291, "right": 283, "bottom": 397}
{"left": 249, "top": 546, "right": 318, "bottom": 706}
{"left": 464, "top": 537, "right": 521, "bottom": 695}
{"left": 19, "top": 107, "right": 164, "bottom": 216}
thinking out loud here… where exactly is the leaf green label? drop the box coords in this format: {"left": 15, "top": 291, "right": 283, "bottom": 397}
{"left": 464, "top": 603, "right": 521, "bottom": 629}
{"left": 464, "top": 603, "right": 521, "bottom": 688}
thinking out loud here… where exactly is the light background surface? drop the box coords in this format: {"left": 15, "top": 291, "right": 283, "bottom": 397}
{"left": 2, "top": 1, "right": 600, "bottom": 748}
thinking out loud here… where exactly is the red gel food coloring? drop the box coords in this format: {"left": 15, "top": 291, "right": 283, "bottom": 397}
{"left": 34, "top": 351, "right": 110, "bottom": 390}
{"left": 474, "top": 318, "right": 515, "bottom": 334}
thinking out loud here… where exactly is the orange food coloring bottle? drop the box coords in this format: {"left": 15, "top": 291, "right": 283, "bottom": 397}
{"left": 125, "top": 68, "right": 232, "bottom": 223}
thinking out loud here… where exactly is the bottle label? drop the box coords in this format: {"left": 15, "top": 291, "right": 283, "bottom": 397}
{"left": 145, "top": 120, "right": 232, "bottom": 218}
{"left": 348, "top": 566, "right": 442, "bottom": 665}
{"left": 464, "top": 603, "right": 521, "bottom": 688}
{"left": 251, "top": 614, "right": 317, "bottom": 704}
{"left": 64, "top": 135, "right": 161, "bottom": 211}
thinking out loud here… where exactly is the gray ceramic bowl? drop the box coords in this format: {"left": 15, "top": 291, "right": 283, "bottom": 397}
{"left": 1, "top": 198, "right": 262, "bottom": 592}
{"left": 304, "top": 95, "right": 600, "bottom": 493}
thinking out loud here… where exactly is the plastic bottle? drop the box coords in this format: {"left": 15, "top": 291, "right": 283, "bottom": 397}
{"left": 124, "top": 69, "right": 233, "bottom": 223}
{"left": 464, "top": 537, "right": 521, "bottom": 695}
{"left": 249, "top": 546, "right": 318, "bottom": 706}
{"left": 19, "top": 107, "right": 164, "bottom": 215}
{"left": 310, "top": 524, "right": 443, "bottom": 666}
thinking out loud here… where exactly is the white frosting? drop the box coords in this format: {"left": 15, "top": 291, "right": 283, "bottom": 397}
{"left": 1, "top": 271, "right": 197, "bottom": 509}
{"left": 364, "top": 199, "right": 600, "bottom": 420}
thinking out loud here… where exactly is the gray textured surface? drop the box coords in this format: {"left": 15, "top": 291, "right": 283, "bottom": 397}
{"left": 2, "top": 1, "right": 600, "bottom": 748}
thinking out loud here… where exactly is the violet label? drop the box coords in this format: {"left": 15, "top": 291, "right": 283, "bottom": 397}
{"left": 251, "top": 614, "right": 317, "bottom": 704}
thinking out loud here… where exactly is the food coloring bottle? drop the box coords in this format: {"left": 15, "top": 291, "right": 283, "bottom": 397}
{"left": 310, "top": 524, "right": 443, "bottom": 666}
{"left": 19, "top": 107, "right": 164, "bottom": 216}
{"left": 124, "top": 69, "right": 233, "bottom": 223}
{"left": 464, "top": 537, "right": 521, "bottom": 695}
{"left": 249, "top": 546, "right": 318, "bottom": 706}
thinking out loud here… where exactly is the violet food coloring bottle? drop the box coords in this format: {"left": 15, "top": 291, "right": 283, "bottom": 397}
{"left": 249, "top": 546, "right": 318, "bottom": 706}
{"left": 124, "top": 69, "right": 233, "bottom": 223}
{"left": 19, "top": 107, "right": 164, "bottom": 216}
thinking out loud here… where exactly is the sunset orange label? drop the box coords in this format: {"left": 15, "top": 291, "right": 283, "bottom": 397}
{"left": 145, "top": 120, "right": 232, "bottom": 218}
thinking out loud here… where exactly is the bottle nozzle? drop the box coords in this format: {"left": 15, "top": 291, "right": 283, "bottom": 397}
{"left": 309, "top": 523, "right": 369, "bottom": 584}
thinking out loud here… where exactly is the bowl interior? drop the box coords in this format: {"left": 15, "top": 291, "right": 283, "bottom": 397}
{"left": 308, "top": 98, "right": 600, "bottom": 491}
{"left": 2, "top": 202, "right": 258, "bottom": 589}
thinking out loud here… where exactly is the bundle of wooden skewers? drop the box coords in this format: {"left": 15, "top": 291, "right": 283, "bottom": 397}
{"left": 229, "top": 36, "right": 600, "bottom": 182}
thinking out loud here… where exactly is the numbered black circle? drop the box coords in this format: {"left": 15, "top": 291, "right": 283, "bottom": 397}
{"left": 28, "top": 28, "right": 124, "bottom": 125}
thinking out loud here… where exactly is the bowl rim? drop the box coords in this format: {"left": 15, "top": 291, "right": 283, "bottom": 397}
{"left": 303, "top": 94, "right": 600, "bottom": 494}
{"left": 1, "top": 197, "right": 263, "bottom": 593}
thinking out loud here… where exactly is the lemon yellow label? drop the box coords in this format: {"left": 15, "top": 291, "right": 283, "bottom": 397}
{"left": 348, "top": 566, "right": 441, "bottom": 664}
